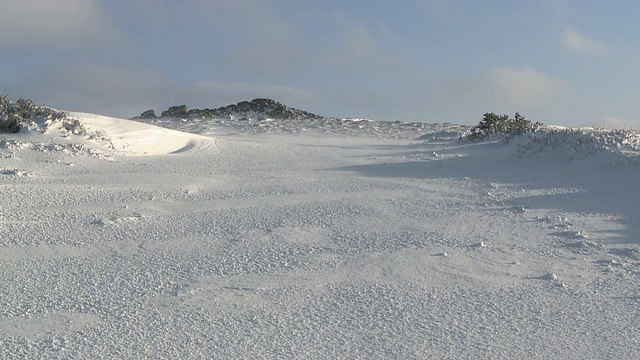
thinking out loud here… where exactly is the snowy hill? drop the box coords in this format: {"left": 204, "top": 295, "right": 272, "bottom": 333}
{"left": 134, "top": 98, "right": 469, "bottom": 139}
{"left": 2, "top": 102, "right": 640, "bottom": 358}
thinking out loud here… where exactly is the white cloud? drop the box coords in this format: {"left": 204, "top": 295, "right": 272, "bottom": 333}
{"left": 0, "top": 0, "right": 117, "bottom": 48}
{"left": 452, "top": 66, "right": 569, "bottom": 111}
{"left": 488, "top": 67, "right": 569, "bottom": 107}
{"left": 562, "top": 28, "right": 610, "bottom": 58}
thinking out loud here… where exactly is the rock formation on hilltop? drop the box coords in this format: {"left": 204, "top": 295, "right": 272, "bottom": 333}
{"left": 140, "top": 98, "right": 327, "bottom": 121}
{"left": 161, "top": 105, "right": 188, "bottom": 118}
{"left": 139, "top": 109, "right": 156, "bottom": 119}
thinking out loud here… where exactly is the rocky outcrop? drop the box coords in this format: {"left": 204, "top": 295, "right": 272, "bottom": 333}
{"left": 139, "top": 109, "right": 156, "bottom": 119}
{"left": 160, "top": 105, "right": 188, "bottom": 118}
{"left": 151, "top": 98, "right": 326, "bottom": 121}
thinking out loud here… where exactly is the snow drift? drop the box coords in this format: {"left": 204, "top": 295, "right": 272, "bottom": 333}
{"left": 67, "top": 111, "right": 214, "bottom": 155}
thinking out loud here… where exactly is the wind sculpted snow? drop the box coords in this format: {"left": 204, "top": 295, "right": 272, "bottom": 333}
{"left": 1, "top": 113, "right": 639, "bottom": 358}
{"left": 69, "top": 112, "right": 215, "bottom": 155}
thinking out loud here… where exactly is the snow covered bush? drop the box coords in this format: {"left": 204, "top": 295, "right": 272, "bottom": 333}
{"left": 0, "top": 95, "right": 67, "bottom": 133}
{"left": 0, "top": 96, "right": 21, "bottom": 133}
{"left": 0, "top": 114, "right": 20, "bottom": 133}
{"left": 516, "top": 128, "right": 640, "bottom": 160}
{"left": 465, "top": 112, "right": 542, "bottom": 142}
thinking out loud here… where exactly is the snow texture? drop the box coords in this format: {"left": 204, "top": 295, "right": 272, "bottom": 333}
{"left": 1, "top": 111, "right": 640, "bottom": 359}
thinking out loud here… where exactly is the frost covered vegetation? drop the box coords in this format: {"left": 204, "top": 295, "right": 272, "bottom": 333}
{"left": 0, "top": 95, "right": 75, "bottom": 133}
{"left": 516, "top": 128, "right": 640, "bottom": 159}
{"left": 461, "top": 111, "right": 640, "bottom": 160}
{"left": 464, "top": 112, "right": 543, "bottom": 142}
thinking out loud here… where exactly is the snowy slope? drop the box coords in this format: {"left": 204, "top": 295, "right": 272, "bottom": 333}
{"left": 68, "top": 111, "right": 215, "bottom": 155}
{"left": 1, "top": 112, "right": 640, "bottom": 358}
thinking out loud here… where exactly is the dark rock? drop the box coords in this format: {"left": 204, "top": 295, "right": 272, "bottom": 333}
{"left": 176, "top": 98, "right": 325, "bottom": 121}
{"left": 139, "top": 109, "right": 156, "bottom": 119}
{"left": 161, "top": 105, "right": 188, "bottom": 118}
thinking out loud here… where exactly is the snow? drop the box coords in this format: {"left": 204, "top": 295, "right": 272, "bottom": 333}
{"left": 69, "top": 112, "right": 214, "bottom": 155}
{"left": 1, "top": 112, "right": 640, "bottom": 358}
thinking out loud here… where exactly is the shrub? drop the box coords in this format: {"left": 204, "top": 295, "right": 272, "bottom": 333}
{"left": 465, "top": 112, "right": 542, "bottom": 142}
{"left": 0, "top": 114, "right": 21, "bottom": 133}
{"left": 516, "top": 128, "right": 640, "bottom": 160}
{"left": 0, "top": 95, "right": 66, "bottom": 133}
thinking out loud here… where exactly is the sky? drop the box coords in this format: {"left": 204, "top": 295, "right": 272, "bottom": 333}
{"left": 1, "top": 0, "right": 639, "bottom": 127}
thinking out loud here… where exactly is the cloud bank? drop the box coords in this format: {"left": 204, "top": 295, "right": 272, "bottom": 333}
{"left": 562, "top": 28, "right": 610, "bottom": 58}
{"left": 0, "top": 0, "right": 117, "bottom": 48}
{"left": 450, "top": 66, "right": 569, "bottom": 113}
{"left": 15, "top": 63, "right": 315, "bottom": 118}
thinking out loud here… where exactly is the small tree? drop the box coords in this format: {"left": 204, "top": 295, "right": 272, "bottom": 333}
{"left": 470, "top": 113, "right": 509, "bottom": 138}
{"left": 508, "top": 112, "right": 539, "bottom": 136}
{"left": 465, "top": 112, "right": 542, "bottom": 142}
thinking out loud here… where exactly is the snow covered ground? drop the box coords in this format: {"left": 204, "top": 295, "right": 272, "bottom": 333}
{"left": 1, "top": 112, "right": 640, "bottom": 358}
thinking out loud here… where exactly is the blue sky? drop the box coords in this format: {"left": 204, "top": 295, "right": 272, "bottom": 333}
{"left": 1, "top": 0, "right": 639, "bottom": 127}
